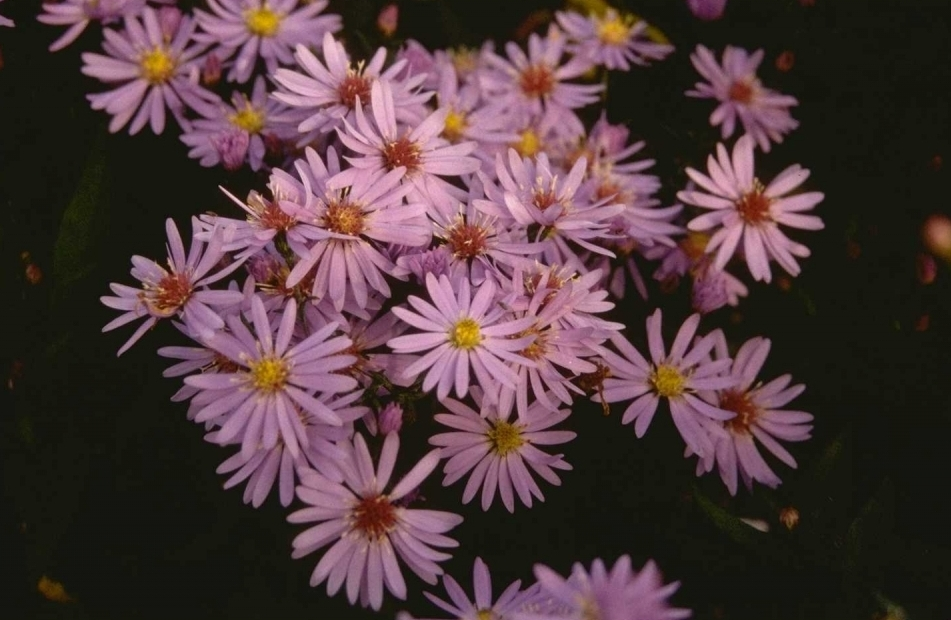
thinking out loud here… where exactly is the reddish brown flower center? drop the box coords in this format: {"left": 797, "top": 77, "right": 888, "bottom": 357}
{"left": 351, "top": 494, "right": 398, "bottom": 540}
{"left": 383, "top": 135, "right": 422, "bottom": 173}
{"left": 532, "top": 189, "right": 560, "bottom": 211}
{"left": 728, "top": 80, "right": 754, "bottom": 104}
{"left": 322, "top": 200, "right": 365, "bottom": 236}
{"left": 519, "top": 64, "right": 555, "bottom": 98}
{"left": 446, "top": 221, "right": 489, "bottom": 259}
{"left": 734, "top": 185, "right": 772, "bottom": 224}
{"left": 338, "top": 73, "right": 372, "bottom": 109}
{"left": 144, "top": 271, "right": 192, "bottom": 316}
{"left": 258, "top": 200, "right": 296, "bottom": 231}
{"left": 720, "top": 389, "right": 760, "bottom": 434}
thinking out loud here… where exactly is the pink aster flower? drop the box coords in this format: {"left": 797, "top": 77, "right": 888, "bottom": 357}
{"left": 81, "top": 7, "right": 221, "bottom": 134}
{"left": 289, "top": 432, "right": 463, "bottom": 610}
{"left": 194, "top": 0, "right": 341, "bottom": 84}
{"left": 556, "top": 9, "right": 673, "bottom": 71}
{"left": 517, "top": 556, "right": 690, "bottom": 620}
{"left": 101, "top": 217, "right": 244, "bottom": 355}
{"left": 183, "top": 295, "right": 359, "bottom": 459}
{"left": 387, "top": 274, "right": 536, "bottom": 403}
{"left": 686, "top": 44, "right": 799, "bottom": 152}
{"left": 180, "top": 76, "right": 296, "bottom": 171}
{"left": 272, "top": 32, "right": 430, "bottom": 136}
{"left": 398, "top": 557, "right": 541, "bottom": 620}
{"left": 596, "top": 309, "right": 736, "bottom": 458}
{"left": 39, "top": 0, "right": 145, "bottom": 51}
{"left": 430, "top": 392, "right": 575, "bottom": 512}
{"left": 694, "top": 336, "right": 813, "bottom": 495}
{"left": 677, "top": 135, "right": 825, "bottom": 282}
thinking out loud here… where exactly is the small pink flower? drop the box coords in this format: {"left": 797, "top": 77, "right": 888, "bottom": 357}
{"left": 377, "top": 3, "right": 398, "bottom": 36}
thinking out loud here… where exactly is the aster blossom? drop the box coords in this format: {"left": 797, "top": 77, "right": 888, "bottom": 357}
{"left": 430, "top": 392, "right": 575, "bottom": 512}
{"left": 38, "top": 0, "right": 145, "bottom": 51}
{"left": 596, "top": 309, "right": 737, "bottom": 458}
{"left": 81, "top": 7, "right": 221, "bottom": 134}
{"left": 289, "top": 432, "right": 463, "bottom": 610}
{"left": 556, "top": 9, "right": 674, "bottom": 71}
{"left": 387, "top": 274, "right": 536, "bottom": 403}
{"left": 693, "top": 335, "right": 813, "bottom": 495}
{"left": 398, "top": 557, "right": 540, "bottom": 620}
{"left": 515, "top": 555, "right": 690, "bottom": 620}
{"left": 183, "top": 295, "right": 359, "bottom": 459}
{"left": 677, "top": 135, "right": 824, "bottom": 282}
{"left": 194, "top": 0, "right": 341, "bottom": 84}
{"left": 101, "top": 217, "right": 244, "bottom": 355}
{"left": 686, "top": 44, "right": 798, "bottom": 152}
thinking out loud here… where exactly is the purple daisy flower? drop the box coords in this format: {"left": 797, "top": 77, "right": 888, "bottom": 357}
{"left": 387, "top": 274, "right": 536, "bottom": 403}
{"left": 694, "top": 336, "right": 813, "bottom": 495}
{"left": 556, "top": 9, "right": 673, "bottom": 71}
{"left": 677, "top": 135, "right": 825, "bottom": 283}
{"left": 596, "top": 309, "right": 736, "bottom": 458}
{"left": 101, "top": 217, "right": 244, "bottom": 355}
{"left": 686, "top": 44, "right": 799, "bottom": 152}
{"left": 517, "top": 556, "right": 690, "bottom": 620}
{"left": 430, "top": 393, "right": 575, "bottom": 513}
{"left": 333, "top": 80, "right": 480, "bottom": 210}
{"left": 39, "top": 0, "right": 145, "bottom": 50}
{"left": 273, "top": 32, "right": 430, "bottom": 136}
{"left": 81, "top": 7, "right": 221, "bottom": 134}
{"left": 290, "top": 432, "right": 463, "bottom": 610}
{"left": 398, "top": 557, "right": 541, "bottom": 620}
{"left": 180, "top": 76, "right": 296, "bottom": 171}
{"left": 183, "top": 295, "right": 359, "bottom": 459}
{"left": 194, "top": 0, "right": 341, "bottom": 84}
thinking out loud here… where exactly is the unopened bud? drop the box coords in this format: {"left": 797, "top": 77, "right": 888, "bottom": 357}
{"left": 775, "top": 50, "right": 795, "bottom": 72}
{"left": 212, "top": 129, "right": 250, "bottom": 171}
{"left": 202, "top": 53, "right": 222, "bottom": 87}
{"left": 25, "top": 263, "right": 42, "bottom": 285}
{"left": 916, "top": 252, "right": 937, "bottom": 284}
{"left": 687, "top": 0, "right": 727, "bottom": 21}
{"left": 377, "top": 4, "right": 398, "bottom": 37}
{"left": 378, "top": 402, "right": 404, "bottom": 435}
{"left": 158, "top": 7, "right": 183, "bottom": 40}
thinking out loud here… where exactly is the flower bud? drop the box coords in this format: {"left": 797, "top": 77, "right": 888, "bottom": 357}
{"left": 923, "top": 214, "right": 951, "bottom": 260}
{"left": 687, "top": 0, "right": 727, "bottom": 21}
{"left": 378, "top": 403, "right": 404, "bottom": 435}
{"left": 377, "top": 4, "right": 398, "bottom": 37}
{"left": 779, "top": 506, "right": 800, "bottom": 530}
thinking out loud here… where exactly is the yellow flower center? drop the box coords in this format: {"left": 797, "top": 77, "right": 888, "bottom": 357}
{"left": 596, "top": 14, "right": 632, "bottom": 45}
{"left": 476, "top": 609, "right": 496, "bottom": 620}
{"left": 486, "top": 420, "right": 524, "bottom": 456}
{"left": 443, "top": 109, "right": 468, "bottom": 142}
{"left": 140, "top": 47, "right": 176, "bottom": 84}
{"left": 249, "top": 356, "right": 290, "bottom": 393}
{"left": 681, "top": 231, "right": 711, "bottom": 261}
{"left": 449, "top": 317, "right": 482, "bottom": 350}
{"left": 228, "top": 101, "right": 266, "bottom": 134}
{"left": 244, "top": 5, "right": 281, "bottom": 37}
{"left": 650, "top": 364, "right": 685, "bottom": 398}
{"left": 512, "top": 129, "right": 540, "bottom": 157}
{"left": 322, "top": 200, "right": 365, "bottom": 237}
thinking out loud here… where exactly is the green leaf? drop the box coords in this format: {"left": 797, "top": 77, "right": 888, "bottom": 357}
{"left": 52, "top": 136, "right": 108, "bottom": 306}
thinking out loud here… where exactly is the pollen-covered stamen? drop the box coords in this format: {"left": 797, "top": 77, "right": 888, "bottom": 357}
{"left": 350, "top": 494, "right": 398, "bottom": 540}
{"left": 578, "top": 595, "right": 603, "bottom": 620}
{"left": 720, "top": 389, "right": 759, "bottom": 434}
{"left": 650, "top": 364, "right": 685, "bottom": 398}
{"left": 533, "top": 187, "right": 560, "bottom": 211}
{"left": 244, "top": 5, "right": 281, "bottom": 37}
{"left": 517, "top": 327, "right": 546, "bottom": 361}
{"left": 139, "top": 46, "right": 176, "bottom": 84}
{"left": 445, "top": 218, "right": 490, "bottom": 259}
{"left": 512, "top": 129, "right": 541, "bottom": 157}
{"left": 208, "top": 352, "right": 242, "bottom": 374}
{"left": 442, "top": 108, "right": 468, "bottom": 142}
{"left": 476, "top": 609, "right": 496, "bottom": 620}
{"left": 519, "top": 63, "right": 555, "bottom": 98}
{"left": 142, "top": 271, "right": 193, "bottom": 316}
{"left": 728, "top": 80, "right": 754, "bottom": 104}
{"left": 322, "top": 200, "right": 366, "bottom": 236}
{"left": 596, "top": 14, "right": 632, "bottom": 45}
{"left": 383, "top": 136, "right": 422, "bottom": 173}
{"left": 338, "top": 69, "right": 372, "bottom": 109}
{"left": 734, "top": 180, "right": 772, "bottom": 224}
{"left": 248, "top": 355, "right": 290, "bottom": 393}
{"left": 228, "top": 100, "right": 266, "bottom": 134}
{"left": 247, "top": 192, "right": 296, "bottom": 232}
{"left": 449, "top": 317, "right": 482, "bottom": 350}
{"left": 486, "top": 420, "right": 524, "bottom": 456}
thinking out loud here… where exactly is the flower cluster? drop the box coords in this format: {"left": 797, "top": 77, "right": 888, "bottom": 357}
{"left": 84, "top": 1, "right": 822, "bottom": 616}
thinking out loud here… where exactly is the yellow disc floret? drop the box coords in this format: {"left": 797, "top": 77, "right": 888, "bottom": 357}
{"left": 486, "top": 420, "right": 524, "bottom": 456}
{"left": 596, "top": 12, "right": 633, "bottom": 45}
{"left": 249, "top": 356, "right": 290, "bottom": 393}
{"left": 244, "top": 5, "right": 282, "bottom": 37}
{"left": 449, "top": 317, "right": 483, "bottom": 350}
{"left": 650, "top": 364, "right": 685, "bottom": 398}
{"left": 443, "top": 109, "right": 468, "bottom": 142}
{"left": 512, "top": 129, "right": 541, "bottom": 157}
{"left": 140, "top": 47, "right": 176, "bottom": 84}
{"left": 228, "top": 100, "right": 266, "bottom": 134}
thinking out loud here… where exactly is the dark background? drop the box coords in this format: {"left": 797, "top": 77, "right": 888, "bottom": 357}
{"left": 2, "top": 0, "right": 949, "bottom": 618}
